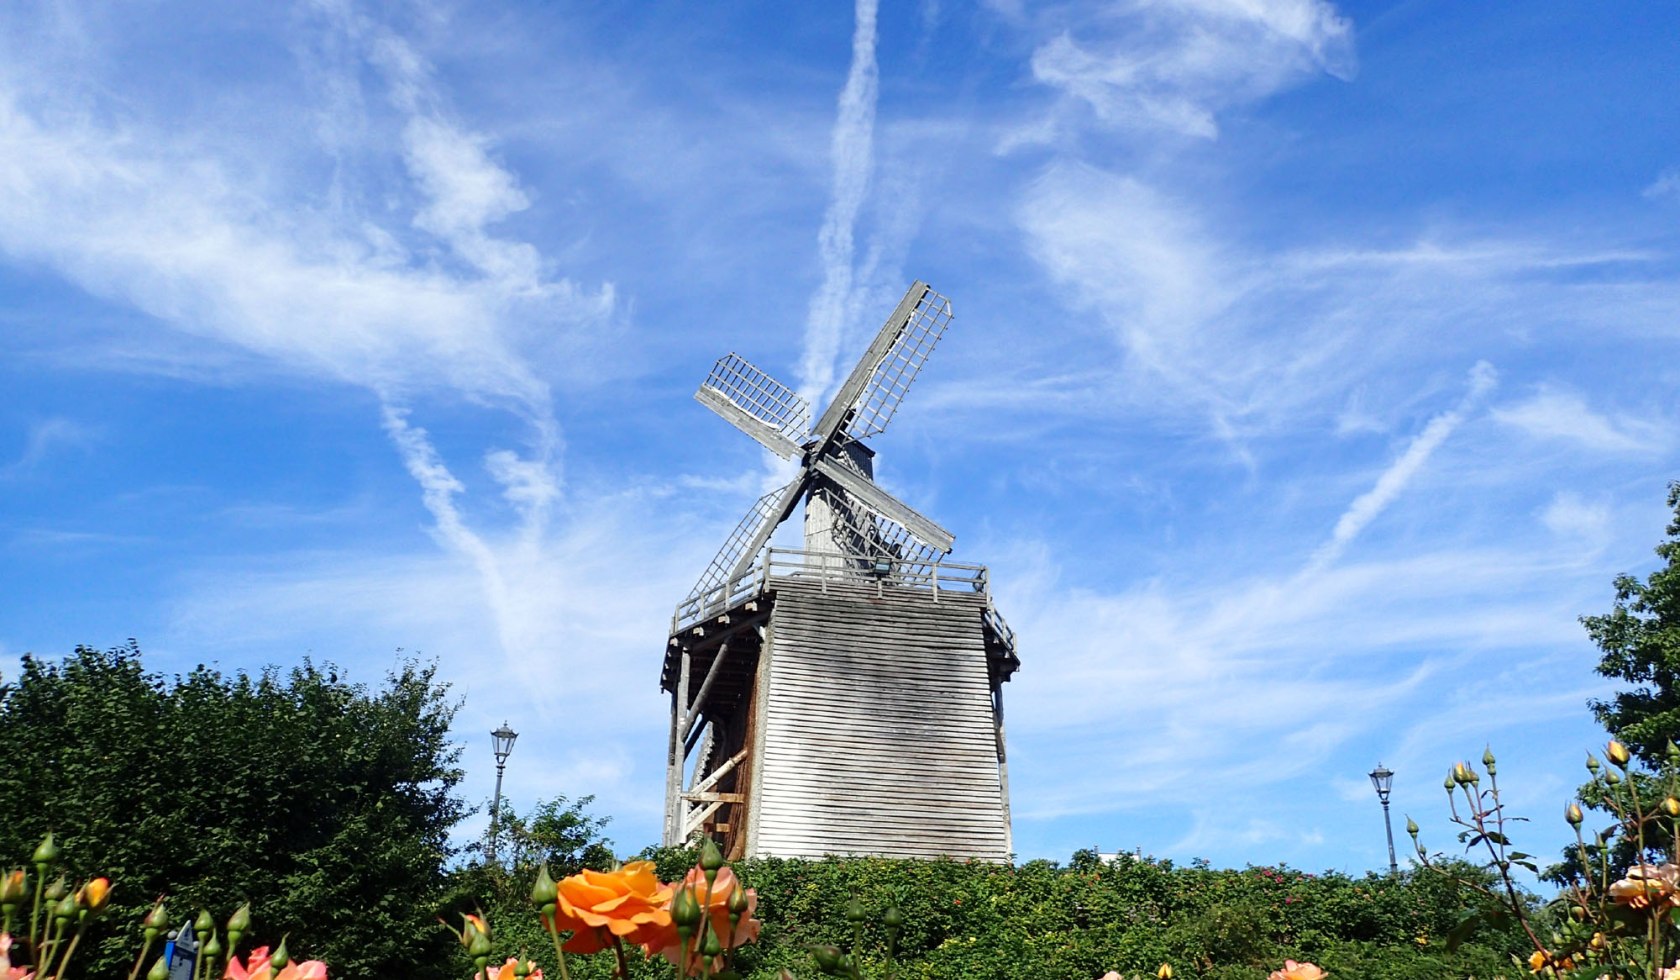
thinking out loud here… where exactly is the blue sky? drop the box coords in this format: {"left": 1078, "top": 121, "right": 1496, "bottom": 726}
{"left": 2, "top": 0, "right": 1678, "bottom": 876}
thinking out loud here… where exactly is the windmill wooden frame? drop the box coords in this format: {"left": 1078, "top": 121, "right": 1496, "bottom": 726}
{"left": 661, "top": 282, "right": 1020, "bottom": 861}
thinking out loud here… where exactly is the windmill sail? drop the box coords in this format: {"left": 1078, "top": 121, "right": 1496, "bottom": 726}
{"left": 688, "top": 478, "right": 800, "bottom": 602}
{"left": 696, "top": 353, "right": 811, "bottom": 459}
{"left": 805, "top": 480, "right": 943, "bottom": 568}
{"left": 844, "top": 286, "right": 953, "bottom": 439}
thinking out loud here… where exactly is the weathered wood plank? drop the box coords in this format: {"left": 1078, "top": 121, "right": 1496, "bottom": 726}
{"left": 749, "top": 585, "right": 1010, "bottom": 862}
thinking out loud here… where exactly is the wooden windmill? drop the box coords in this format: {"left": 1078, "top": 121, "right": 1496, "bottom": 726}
{"left": 661, "top": 281, "right": 1020, "bottom": 861}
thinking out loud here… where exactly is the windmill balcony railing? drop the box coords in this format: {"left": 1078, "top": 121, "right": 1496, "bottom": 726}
{"left": 671, "top": 547, "right": 994, "bottom": 634}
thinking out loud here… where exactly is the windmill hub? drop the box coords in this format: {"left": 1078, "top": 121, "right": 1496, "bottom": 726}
{"left": 661, "top": 282, "right": 1020, "bottom": 862}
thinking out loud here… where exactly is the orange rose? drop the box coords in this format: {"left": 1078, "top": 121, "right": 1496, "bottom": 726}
{"left": 1269, "top": 961, "right": 1327, "bottom": 980}
{"left": 637, "top": 866, "right": 762, "bottom": 974}
{"left": 1609, "top": 863, "right": 1680, "bottom": 912}
{"left": 552, "top": 861, "right": 674, "bottom": 953}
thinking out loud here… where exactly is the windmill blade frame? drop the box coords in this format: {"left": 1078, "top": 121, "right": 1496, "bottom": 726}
{"left": 808, "top": 282, "right": 933, "bottom": 443}
{"left": 696, "top": 385, "right": 804, "bottom": 460}
{"left": 687, "top": 476, "right": 805, "bottom": 603}
{"left": 810, "top": 455, "right": 953, "bottom": 554}
{"left": 695, "top": 352, "right": 811, "bottom": 460}
{"left": 804, "top": 481, "right": 943, "bottom": 567}
{"left": 844, "top": 285, "right": 953, "bottom": 440}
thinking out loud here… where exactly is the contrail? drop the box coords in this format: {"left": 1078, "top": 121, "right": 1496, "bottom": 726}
{"left": 1308, "top": 361, "right": 1497, "bottom": 571}
{"left": 797, "top": 0, "right": 881, "bottom": 403}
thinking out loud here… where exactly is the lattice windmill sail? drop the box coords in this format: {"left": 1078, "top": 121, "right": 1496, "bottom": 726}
{"left": 661, "top": 281, "right": 1021, "bottom": 863}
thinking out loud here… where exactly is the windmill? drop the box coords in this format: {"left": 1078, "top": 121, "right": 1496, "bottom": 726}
{"left": 661, "top": 281, "right": 1020, "bottom": 861}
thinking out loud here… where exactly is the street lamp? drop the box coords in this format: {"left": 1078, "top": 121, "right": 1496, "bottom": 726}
{"left": 489, "top": 722, "right": 519, "bottom": 863}
{"left": 1369, "top": 762, "right": 1398, "bottom": 875}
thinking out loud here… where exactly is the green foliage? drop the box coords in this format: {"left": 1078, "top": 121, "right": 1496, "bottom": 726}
{"left": 623, "top": 848, "right": 1529, "bottom": 980}
{"left": 1586, "top": 480, "right": 1680, "bottom": 765}
{"left": 0, "top": 642, "right": 466, "bottom": 980}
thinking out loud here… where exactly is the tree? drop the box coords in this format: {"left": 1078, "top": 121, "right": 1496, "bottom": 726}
{"left": 0, "top": 642, "right": 467, "bottom": 980}
{"left": 1586, "top": 480, "right": 1680, "bottom": 764}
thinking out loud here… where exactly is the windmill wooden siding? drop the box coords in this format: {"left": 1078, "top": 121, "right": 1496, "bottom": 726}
{"left": 747, "top": 578, "right": 1010, "bottom": 860}
{"left": 662, "top": 555, "right": 1018, "bottom": 863}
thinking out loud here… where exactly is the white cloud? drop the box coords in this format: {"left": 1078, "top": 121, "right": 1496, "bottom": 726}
{"left": 1016, "top": 161, "right": 1357, "bottom": 435}
{"left": 1644, "top": 168, "right": 1680, "bottom": 202}
{"left": 998, "top": 531, "right": 1609, "bottom": 823}
{"left": 1025, "top": 0, "right": 1354, "bottom": 141}
{"left": 1541, "top": 491, "right": 1610, "bottom": 541}
{"left": 0, "top": 86, "right": 603, "bottom": 411}
{"left": 1491, "top": 387, "right": 1666, "bottom": 454}
{"left": 369, "top": 34, "right": 548, "bottom": 289}
{"left": 1012, "top": 154, "right": 1680, "bottom": 454}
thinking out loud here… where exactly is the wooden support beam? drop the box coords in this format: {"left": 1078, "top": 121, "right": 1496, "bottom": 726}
{"left": 662, "top": 684, "right": 680, "bottom": 846}
{"left": 688, "top": 748, "right": 748, "bottom": 796}
{"left": 681, "top": 799, "right": 726, "bottom": 840}
{"left": 682, "top": 792, "right": 746, "bottom": 804}
{"left": 993, "top": 681, "right": 1012, "bottom": 857}
{"left": 663, "top": 646, "right": 692, "bottom": 846}
{"left": 683, "top": 640, "right": 733, "bottom": 742}
{"left": 685, "top": 717, "right": 708, "bottom": 756}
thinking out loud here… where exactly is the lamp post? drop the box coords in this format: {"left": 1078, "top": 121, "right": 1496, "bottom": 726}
{"left": 1369, "top": 762, "right": 1398, "bottom": 875}
{"left": 489, "top": 722, "right": 518, "bottom": 863}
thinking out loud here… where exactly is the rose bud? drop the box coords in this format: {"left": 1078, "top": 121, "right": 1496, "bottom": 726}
{"left": 76, "top": 877, "right": 113, "bottom": 916}
{"left": 144, "top": 901, "right": 170, "bottom": 942}
{"left": 530, "top": 863, "right": 558, "bottom": 909}
{"left": 31, "top": 833, "right": 61, "bottom": 870}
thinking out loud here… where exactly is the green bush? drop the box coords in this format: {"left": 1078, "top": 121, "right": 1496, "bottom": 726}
{"left": 0, "top": 643, "right": 467, "bottom": 980}
{"left": 556, "top": 847, "right": 1529, "bottom": 980}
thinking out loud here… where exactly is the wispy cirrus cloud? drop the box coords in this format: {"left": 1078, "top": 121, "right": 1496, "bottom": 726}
{"left": 1644, "top": 168, "right": 1680, "bottom": 202}
{"left": 0, "top": 86, "right": 599, "bottom": 410}
{"left": 0, "top": 418, "right": 96, "bottom": 480}
{"left": 1012, "top": 154, "right": 1680, "bottom": 449}
{"left": 1000, "top": 534, "right": 1599, "bottom": 820}
{"left": 1019, "top": 0, "right": 1353, "bottom": 144}
{"left": 1491, "top": 386, "right": 1668, "bottom": 455}
{"left": 1541, "top": 491, "right": 1612, "bottom": 542}
{"left": 0, "top": 3, "right": 616, "bottom": 698}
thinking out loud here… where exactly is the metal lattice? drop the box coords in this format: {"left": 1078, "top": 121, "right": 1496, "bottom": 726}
{"left": 806, "top": 481, "right": 942, "bottom": 567}
{"left": 688, "top": 479, "right": 798, "bottom": 600}
{"left": 702, "top": 353, "right": 812, "bottom": 441}
{"left": 844, "top": 287, "right": 952, "bottom": 439}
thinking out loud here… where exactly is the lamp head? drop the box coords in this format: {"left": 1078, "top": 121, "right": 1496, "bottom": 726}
{"left": 492, "top": 722, "right": 519, "bottom": 765}
{"left": 1369, "top": 762, "right": 1394, "bottom": 800}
